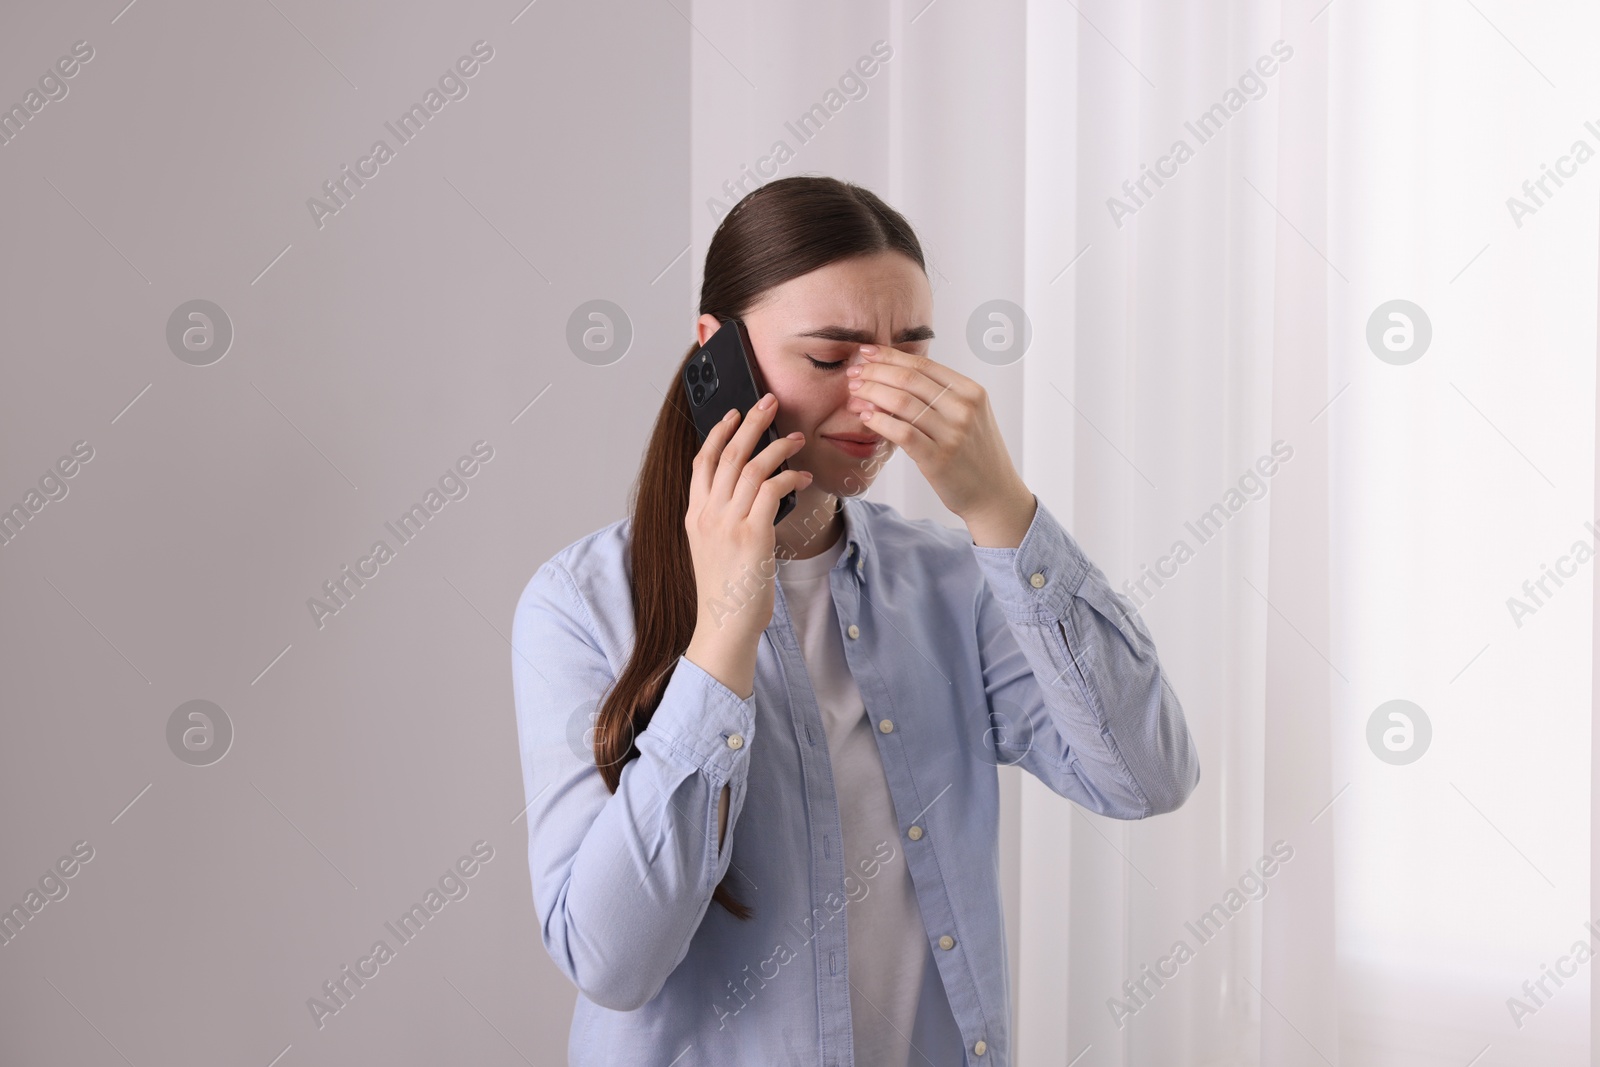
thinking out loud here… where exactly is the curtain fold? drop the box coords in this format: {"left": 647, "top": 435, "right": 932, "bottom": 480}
{"left": 1259, "top": 12, "right": 1339, "bottom": 1066}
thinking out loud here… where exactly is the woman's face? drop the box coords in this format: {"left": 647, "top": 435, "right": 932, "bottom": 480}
{"left": 694, "top": 250, "right": 934, "bottom": 499}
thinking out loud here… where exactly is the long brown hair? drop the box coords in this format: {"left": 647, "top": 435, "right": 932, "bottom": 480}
{"left": 593, "top": 176, "right": 926, "bottom": 920}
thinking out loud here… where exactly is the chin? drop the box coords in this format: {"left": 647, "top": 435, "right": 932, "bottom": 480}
{"left": 828, "top": 462, "right": 885, "bottom": 498}
{"left": 794, "top": 441, "right": 892, "bottom": 498}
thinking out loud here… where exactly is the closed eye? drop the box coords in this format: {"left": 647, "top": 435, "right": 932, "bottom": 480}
{"left": 805, "top": 354, "right": 848, "bottom": 370}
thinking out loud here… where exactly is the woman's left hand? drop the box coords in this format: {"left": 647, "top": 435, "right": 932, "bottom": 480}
{"left": 847, "top": 343, "right": 1032, "bottom": 526}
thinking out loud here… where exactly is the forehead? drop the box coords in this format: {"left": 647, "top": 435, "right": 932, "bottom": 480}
{"left": 750, "top": 252, "right": 931, "bottom": 327}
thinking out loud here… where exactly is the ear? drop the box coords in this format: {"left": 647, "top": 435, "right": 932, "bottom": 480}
{"left": 694, "top": 313, "right": 722, "bottom": 347}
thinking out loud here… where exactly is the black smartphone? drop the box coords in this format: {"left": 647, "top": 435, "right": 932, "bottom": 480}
{"left": 681, "top": 317, "right": 797, "bottom": 525}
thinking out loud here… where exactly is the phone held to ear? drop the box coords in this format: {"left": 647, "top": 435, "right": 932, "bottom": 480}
{"left": 682, "top": 317, "right": 798, "bottom": 526}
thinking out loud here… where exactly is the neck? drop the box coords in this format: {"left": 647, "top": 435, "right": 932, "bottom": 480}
{"left": 774, "top": 484, "right": 842, "bottom": 560}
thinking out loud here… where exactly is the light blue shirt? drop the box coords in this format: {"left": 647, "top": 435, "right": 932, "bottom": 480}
{"left": 511, "top": 493, "right": 1200, "bottom": 1066}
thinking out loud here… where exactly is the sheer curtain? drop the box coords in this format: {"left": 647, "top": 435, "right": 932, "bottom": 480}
{"left": 1019, "top": 4, "right": 1334, "bottom": 1063}
{"left": 690, "top": 1, "right": 1595, "bottom": 1063}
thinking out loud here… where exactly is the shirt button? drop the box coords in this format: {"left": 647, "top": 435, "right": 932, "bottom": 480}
{"left": 907, "top": 825, "right": 923, "bottom": 840}
{"left": 1029, "top": 572, "right": 1046, "bottom": 588}
{"left": 938, "top": 935, "right": 955, "bottom": 950}
{"left": 726, "top": 733, "right": 744, "bottom": 749}
{"left": 878, "top": 718, "right": 894, "bottom": 733}
{"left": 974, "top": 1039, "right": 987, "bottom": 1056}
{"left": 847, "top": 624, "right": 860, "bottom": 639}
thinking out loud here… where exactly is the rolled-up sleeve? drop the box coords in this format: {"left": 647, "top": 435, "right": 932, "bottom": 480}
{"left": 511, "top": 560, "right": 757, "bottom": 1011}
{"left": 968, "top": 496, "right": 1200, "bottom": 817}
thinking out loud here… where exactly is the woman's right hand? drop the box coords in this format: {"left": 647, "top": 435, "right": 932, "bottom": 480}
{"left": 682, "top": 391, "right": 811, "bottom": 697}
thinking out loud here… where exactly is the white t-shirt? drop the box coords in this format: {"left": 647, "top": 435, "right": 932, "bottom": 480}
{"left": 774, "top": 530, "right": 946, "bottom": 1067}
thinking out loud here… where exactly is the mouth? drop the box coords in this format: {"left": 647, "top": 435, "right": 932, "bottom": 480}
{"left": 822, "top": 433, "right": 884, "bottom": 458}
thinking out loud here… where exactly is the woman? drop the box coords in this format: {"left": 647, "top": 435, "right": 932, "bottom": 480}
{"left": 511, "top": 175, "right": 1199, "bottom": 1066}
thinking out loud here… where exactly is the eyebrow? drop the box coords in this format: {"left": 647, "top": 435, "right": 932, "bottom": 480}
{"left": 795, "top": 324, "right": 935, "bottom": 344}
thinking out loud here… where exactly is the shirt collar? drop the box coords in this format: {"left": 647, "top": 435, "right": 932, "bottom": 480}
{"left": 838, "top": 494, "right": 874, "bottom": 579}
{"left": 775, "top": 495, "right": 873, "bottom": 580}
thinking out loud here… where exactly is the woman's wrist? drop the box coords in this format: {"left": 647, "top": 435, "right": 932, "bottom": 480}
{"left": 964, "top": 485, "right": 1037, "bottom": 549}
{"left": 685, "top": 627, "right": 759, "bottom": 701}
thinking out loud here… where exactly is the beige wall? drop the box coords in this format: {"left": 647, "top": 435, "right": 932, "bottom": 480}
{"left": 0, "top": 2, "right": 689, "bottom": 1062}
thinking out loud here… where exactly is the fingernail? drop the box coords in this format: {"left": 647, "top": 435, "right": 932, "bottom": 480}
{"left": 723, "top": 408, "right": 738, "bottom": 421}
{"left": 787, "top": 431, "right": 804, "bottom": 440}
{"left": 759, "top": 392, "right": 775, "bottom": 409}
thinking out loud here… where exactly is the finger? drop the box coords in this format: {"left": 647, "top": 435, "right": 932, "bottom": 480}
{"left": 731, "top": 431, "right": 806, "bottom": 519}
{"left": 851, "top": 378, "right": 960, "bottom": 442}
{"left": 712, "top": 392, "right": 778, "bottom": 503}
{"left": 854, "top": 345, "right": 975, "bottom": 416}
{"left": 751, "top": 467, "right": 815, "bottom": 525}
{"left": 860, "top": 344, "right": 979, "bottom": 399}
{"left": 691, "top": 406, "right": 742, "bottom": 504}
{"left": 859, "top": 404, "right": 933, "bottom": 460}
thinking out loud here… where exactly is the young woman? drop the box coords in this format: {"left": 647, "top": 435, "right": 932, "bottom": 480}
{"left": 511, "top": 176, "right": 1199, "bottom": 1067}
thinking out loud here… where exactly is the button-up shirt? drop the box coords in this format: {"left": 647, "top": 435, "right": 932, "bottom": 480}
{"left": 511, "top": 493, "right": 1200, "bottom": 1066}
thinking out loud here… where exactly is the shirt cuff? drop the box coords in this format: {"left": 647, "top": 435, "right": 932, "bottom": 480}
{"left": 637, "top": 653, "right": 758, "bottom": 782}
{"left": 969, "top": 496, "right": 1091, "bottom": 623}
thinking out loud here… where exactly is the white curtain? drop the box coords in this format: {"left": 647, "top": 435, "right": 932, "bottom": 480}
{"left": 690, "top": 2, "right": 1596, "bottom": 1063}
{"left": 1019, "top": 5, "right": 1335, "bottom": 1063}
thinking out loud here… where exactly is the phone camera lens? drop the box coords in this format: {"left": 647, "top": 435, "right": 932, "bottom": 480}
{"left": 687, "top": 365, "right": 700, "bottom": 384}
{"left": 692, "top": 383, "right": 705, "bottom": 404}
